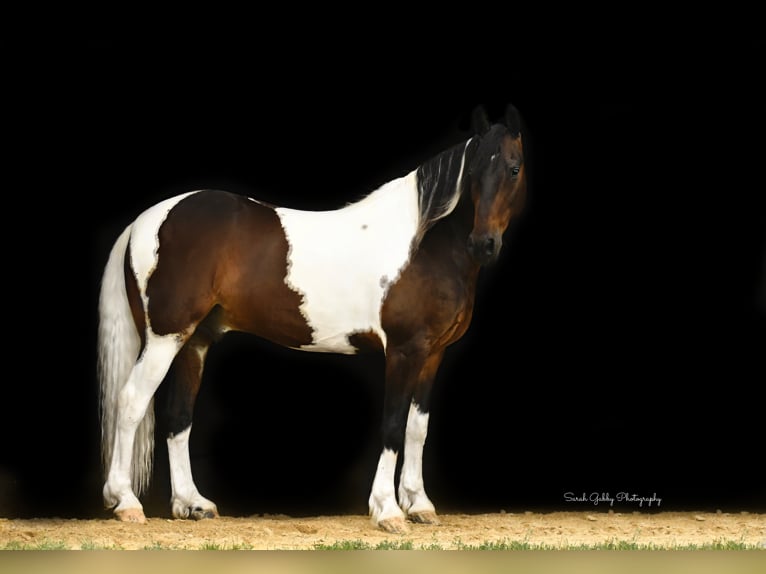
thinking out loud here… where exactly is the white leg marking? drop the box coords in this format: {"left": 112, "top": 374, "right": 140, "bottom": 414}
{"left": 103, "top": 334, "right": 182, "bottom": 519}
{"left": 168, "top": 426, "right": 218, "bottom": 519}
{"left": 368, "top": 448, "right": 405, "bottom": 527}
{"left": 399, "top": 403, "right": 437, "bottom": 519}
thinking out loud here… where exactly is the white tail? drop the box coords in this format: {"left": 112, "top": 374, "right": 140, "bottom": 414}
{"left": 97, "top": 224, "right": 155, "bottom": 497}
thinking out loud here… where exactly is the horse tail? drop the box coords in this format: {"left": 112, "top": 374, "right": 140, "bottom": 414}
{"left": 97, "top": 224, "right": 155, "bottom": 497}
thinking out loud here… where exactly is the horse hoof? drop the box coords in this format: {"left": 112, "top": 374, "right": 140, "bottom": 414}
{"left": 378, "top": 516, "right": 410, "bottom": 534}
{"left": 190, "top": 507, "right": 219, "bottom": 520}
{"left": 408, "top": 510, "right": 440, "bottom": 525}
{"left": 115, "top": 508, "right": 147, "bottom": 523}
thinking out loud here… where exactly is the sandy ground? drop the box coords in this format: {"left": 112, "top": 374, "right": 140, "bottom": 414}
{"left": 1, "top": 511, "right": 764, "bottom": 550}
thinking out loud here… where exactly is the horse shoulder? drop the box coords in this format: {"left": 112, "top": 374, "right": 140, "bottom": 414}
{"left": 383, "top": 252, "right": 479, "bottom": 349}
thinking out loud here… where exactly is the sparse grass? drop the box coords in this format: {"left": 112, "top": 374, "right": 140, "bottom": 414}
{"left": 80, "top": 539, "right": 124, "bottom": 550}
{"left": 313, "top": 539, "right": 415, "bottom": 550}
{"left": 0, "top": 540, "right": 69, "bottom": 550}
{"left": 199, "top": 541, "right": 255, "bottom": 550}
{"left": 1, "top": 538, "right": 761, "bottom": 551}
{"left": 375, "top": 540, "right": 415, "bottom": 550}
{"left": 419, "top": 541, "right": 447, "bottom": 551}
{"left": 454, "top": 539, "right": 534, "bottom": 550}
{"left": 314, "top": 538, "right": 763, "bottom": 551}
{"left": 312, "top": 539, "right": 368, "bottom": 550}
{"left": 142, "top": 541, "right": 174, "bottom": 550}
{"left": 452, "top": 538, "right": 762, "bottom": 551}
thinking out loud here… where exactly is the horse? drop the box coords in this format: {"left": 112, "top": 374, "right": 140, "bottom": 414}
{"left": 97, "top": 104, "right": 527, "bottom": 533}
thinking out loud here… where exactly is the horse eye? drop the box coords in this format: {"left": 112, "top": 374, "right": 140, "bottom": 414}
{"left": 510, "top": 166, "right": 520, "bottom": 177}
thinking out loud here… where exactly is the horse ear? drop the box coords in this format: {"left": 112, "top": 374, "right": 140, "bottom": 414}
{"left": 505, "top": 104, "right": 522, "bottom": 138}
{"left": 471, "top": 106, "right": 491, "bottom": 136}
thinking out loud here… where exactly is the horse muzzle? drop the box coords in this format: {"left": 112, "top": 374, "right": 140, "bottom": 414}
{"left": 467, "top": 232, "right": 502, "bottom": 265}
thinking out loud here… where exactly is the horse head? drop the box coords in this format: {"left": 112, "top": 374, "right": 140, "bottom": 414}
{"left": 466, "top": 104, "right": 527, "bottom": 264}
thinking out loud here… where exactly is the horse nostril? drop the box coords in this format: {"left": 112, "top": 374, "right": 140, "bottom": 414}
{"left": 467, "top": 234, "right": 499, "bottom": 262}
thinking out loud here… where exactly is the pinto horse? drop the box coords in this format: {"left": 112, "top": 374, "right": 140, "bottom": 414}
{"left": 98, "top": 105, "right": 527, "bottom": 533}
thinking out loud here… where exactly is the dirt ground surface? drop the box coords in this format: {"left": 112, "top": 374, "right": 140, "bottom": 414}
{"left": 1, "top": 511, "right": 764, "bottom": 550}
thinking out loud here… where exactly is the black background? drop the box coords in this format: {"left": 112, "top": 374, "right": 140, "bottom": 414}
{"left": 3, "top": 40, "right": 764, "bottom": 519}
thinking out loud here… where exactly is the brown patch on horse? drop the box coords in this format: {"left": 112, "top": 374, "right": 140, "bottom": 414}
{"left": 381, "top": 236, "right": 478, "bottom": 354}
{"left": 146, "top": 191, "right": 313, "bottom": 347}
{"left": 124, "top": 240, "right": 147, "bottom": 350}
{"left": 348, "top": 329, "right": 385, "bottom": 353}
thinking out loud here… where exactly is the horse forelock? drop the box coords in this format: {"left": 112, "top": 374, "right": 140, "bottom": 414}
{"left": 468, "top": 124, "right": 510, "bottom": 177}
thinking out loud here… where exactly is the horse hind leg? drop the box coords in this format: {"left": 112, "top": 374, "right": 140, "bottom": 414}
{"left": 165, "top": 325, "right": 219, "bottom": 520}
{"left": 103, "top": 334, "right": 183, "bottom": 523}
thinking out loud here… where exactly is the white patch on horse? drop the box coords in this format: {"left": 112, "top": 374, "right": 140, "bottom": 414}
{"left": 448, "top": 141, "right": 470, "bottom": 214}
{"left": 129, "top": 191, "right": 200, "bottom": 331}
{"left": 167, "top": 425, "right": 218, "bottom": 519}
{"left": 368, "top": 448, "right": 403, "bottom": 525}
{"left": 399, "top": 402, "right": 436, "bottom": 517}
{"left": 276, "top": 173, "right": 420, "bottom": 353}
{"left": 103, "top": 330, "right": 183, "bottom": 513}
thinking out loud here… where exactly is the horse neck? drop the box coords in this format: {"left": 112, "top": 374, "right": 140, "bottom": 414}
{"left": 415, "top": 181, "right": 482, "bottom": 282}
{"left": 409, "top": 136, "right": 482, "bottom": 277}
{"left": 413, "top": 137, "right": 474, "bottom": 237}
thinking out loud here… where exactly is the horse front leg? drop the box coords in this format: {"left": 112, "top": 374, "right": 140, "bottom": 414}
{"left": 369, "top": 346, "right": 442, "bottom": 532}
{"left": 398, "top": 350, "right": 442, "bottom": 525}
{"left": 368, "top": 347, "right": 414, "bottom": 533}
{"left": 398, "top": 403, "right": 439, "bottom": 525}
